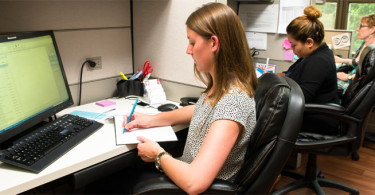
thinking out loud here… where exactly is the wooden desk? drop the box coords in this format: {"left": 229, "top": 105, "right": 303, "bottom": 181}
{"left": 0, "top": 98, "right": 186, "bottom": 194}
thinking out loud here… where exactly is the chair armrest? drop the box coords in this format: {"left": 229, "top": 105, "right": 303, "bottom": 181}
{"left": 132, "top": 175, "right": 237, "bottom": 195}
{"left": 295, "top": 134, "right": 357, "bottom": 151}
{"left": 296, "top": 104, "right": 361, "bottom": 153}
{"left": 305, "top": 103, "right": 345, "bottom": 114}
{"left": 304, "top": 103, "right": 360, "bottom": 124}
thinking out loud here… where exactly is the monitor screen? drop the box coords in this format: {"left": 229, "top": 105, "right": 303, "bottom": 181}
{"left": 0, "top": 31, "right": 73, "bottom": 147}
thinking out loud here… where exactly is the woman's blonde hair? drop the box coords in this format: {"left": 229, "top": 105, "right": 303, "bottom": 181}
{"left": 186, "top": 3, "right": 257, "bottom": 106}
{"left": 286, "top": 6, "right": 325, "bottom": 44}
{"left": 361, "top": 14, "right": 375, "bottom": 27}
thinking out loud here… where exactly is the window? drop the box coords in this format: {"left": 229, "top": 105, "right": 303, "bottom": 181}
{"left": 315, "top": 3, "right": 337, "bottom": 30}
{"left": 316, "top": 0, "right": 375, "bottom": 55}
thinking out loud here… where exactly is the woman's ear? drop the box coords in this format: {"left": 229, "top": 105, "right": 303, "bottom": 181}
{"left": 211, "top": 35, "right": 219, "bottom": 52}
{"left": 370, "top": 26, "right": 375, "bottom": 34}
{"left": 305, "top": 38, "right": 315, "bottom": 48}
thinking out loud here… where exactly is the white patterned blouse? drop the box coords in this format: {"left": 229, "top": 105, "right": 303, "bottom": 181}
{"left": 178, "top": 87, "right": 256, "bottom": 182}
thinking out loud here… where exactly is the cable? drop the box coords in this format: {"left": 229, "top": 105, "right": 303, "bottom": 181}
{"left": 251, "top": 47, "right": 259, "bottom": 57}
{"left": 78, "top": 60, "right": 96, "bottom": 106}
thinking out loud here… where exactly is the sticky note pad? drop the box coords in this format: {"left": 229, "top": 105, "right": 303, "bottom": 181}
{"left": 70, "top": 110, "right": 108, "bottom": 120}
{"left": 96, "top": 100, "right": 116, "bottom": 107}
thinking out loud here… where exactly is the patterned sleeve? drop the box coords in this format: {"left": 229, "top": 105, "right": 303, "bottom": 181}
{"left": 212, "top": 92, "right": 254, "bottom": 127}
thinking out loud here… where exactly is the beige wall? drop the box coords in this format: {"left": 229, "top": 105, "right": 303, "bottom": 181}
{"left": 0, "top": 0, "right": 132, "bottom": 105}
{"left": 0, "top": 0, "right": 226, "bottom": 105}
{"left": 133, "top": 0, "right": 222, "bottom": 102}
{"left": 133, "top": 0, "right": 215, "bottom": 88}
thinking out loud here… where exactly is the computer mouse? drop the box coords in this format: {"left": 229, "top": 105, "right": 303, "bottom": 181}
{"left": 157, "top": 103, "right": 179, "bottom": 112}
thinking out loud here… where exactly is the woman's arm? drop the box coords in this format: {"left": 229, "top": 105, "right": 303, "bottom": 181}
{"left": 124, "top": 105, "right": 195, "bottom": 130}
{"left": 137, "top": 119, "right": 242, "bottom": 195}
{"left": 335, "top": 55, "right": 352, "bottom": 65}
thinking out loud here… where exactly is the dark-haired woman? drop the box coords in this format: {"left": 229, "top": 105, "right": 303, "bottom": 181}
{"left": 285, "top": 6, "right": 339, "bottom": 135}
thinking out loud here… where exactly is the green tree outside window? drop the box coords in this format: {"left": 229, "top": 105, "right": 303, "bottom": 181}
{"left": 316, "top": 3, "right": 337, "bottom": 30}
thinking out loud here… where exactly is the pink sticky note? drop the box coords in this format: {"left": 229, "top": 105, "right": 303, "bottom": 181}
{"left": 96, "top": 100, "right": 116, "bottom": 107}
{"left": 283, "top": 39, "right": 292, "bottom": 49}
{"left": 284, "top": 50, "right": 294, "bottom": 61}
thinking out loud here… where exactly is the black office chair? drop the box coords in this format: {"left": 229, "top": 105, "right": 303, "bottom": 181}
{"left": 273, "top": 44, "right": 375, "bottom": 194}
{"left": 131, "top": 73, "right": 305, "bottom": 194}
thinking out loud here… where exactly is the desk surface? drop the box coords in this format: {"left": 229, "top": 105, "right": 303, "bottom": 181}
{"left": 0, "top": 98, "right": 185, "bottom": 194}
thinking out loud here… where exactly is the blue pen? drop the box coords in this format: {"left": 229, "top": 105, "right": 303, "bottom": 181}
{"left": 123, "top": 98, "right": 138, "bottom": 133}
{"left": 129, "top": 70, "right": 143, "bottom": 80}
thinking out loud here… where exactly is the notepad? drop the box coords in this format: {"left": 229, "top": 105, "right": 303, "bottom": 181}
{"left": 96, "top": 99, "right": 116, "bottom": 107}
{"left": 113, "top": 115, "right": 178, "bottom": 144}
{"left": 70, "top": 110, "right": 108, "bottom": 120}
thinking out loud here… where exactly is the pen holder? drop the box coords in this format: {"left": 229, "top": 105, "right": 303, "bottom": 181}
{"left": 116, "top": 80, "right": 144, "bottom": 97}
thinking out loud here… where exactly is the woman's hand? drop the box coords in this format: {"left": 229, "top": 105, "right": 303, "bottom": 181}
{"left": 122, "top": 112, "right": 155, "bottom": 131}
{"left": 337, "top": 72, "right": 349, "bottom": 81}
{"left": 335, "top": 55, "right": 344, "bottom": 63}
{"left": 137, "top": 136, "right": 164, "bottom": 162}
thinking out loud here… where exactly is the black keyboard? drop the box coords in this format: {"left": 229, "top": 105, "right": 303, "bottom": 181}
{"left": 0, "top": 114, "right": 103, "bottom": 173}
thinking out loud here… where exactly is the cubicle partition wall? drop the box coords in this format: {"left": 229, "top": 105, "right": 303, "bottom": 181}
{"left": 324, "top": 29, "right": 353, "bottom": 58}
{"left": 0, "top": 0, "right": 222, "bottom": 104}
{"left": 0, "top": 0, "right": 133, "bottom": 105}
{"left": 230, "top": 0, "right": 353, "bottom": 73}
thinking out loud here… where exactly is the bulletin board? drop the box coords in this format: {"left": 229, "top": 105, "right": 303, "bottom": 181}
{"left": 232, "top": 0, "right": 354, "bottom": 65}
{"left": 246, "top": 30, "right": 353, "bottom": 62}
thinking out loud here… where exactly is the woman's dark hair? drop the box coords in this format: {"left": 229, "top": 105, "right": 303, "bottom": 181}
{"left": 286, "top": 6, "right": 325, "bottom": 44}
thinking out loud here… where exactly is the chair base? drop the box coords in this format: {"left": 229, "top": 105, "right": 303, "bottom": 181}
{"left": 273, "top": 154, "right": 359, "bottom": 195}
{"left": 365, "top": 132, "right": 375, "bottom": 143}
{"left": 273, "top": 171, "right": 359, "bottom": 195}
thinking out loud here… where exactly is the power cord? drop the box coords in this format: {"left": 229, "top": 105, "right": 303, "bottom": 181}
{"left": 78, "top": 60, "right": 96, "bottom": 105}
{"left": 251, "top": 47, "right": 259, "bottom": 57}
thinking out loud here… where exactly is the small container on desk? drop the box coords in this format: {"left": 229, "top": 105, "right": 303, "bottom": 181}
{"left": 116, "top": 80, "right": 144, "bottom": 97}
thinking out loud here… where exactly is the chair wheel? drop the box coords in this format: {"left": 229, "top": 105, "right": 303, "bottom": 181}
{"left": 351, "top": 152, "right": 359, "bottom": 161}
{"left": 318, "top": 171, "right": 324, "bottom": 178}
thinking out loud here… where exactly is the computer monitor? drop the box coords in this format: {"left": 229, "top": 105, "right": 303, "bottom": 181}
{"left": 0, "top": 30, "right": 73, "bottom": 148}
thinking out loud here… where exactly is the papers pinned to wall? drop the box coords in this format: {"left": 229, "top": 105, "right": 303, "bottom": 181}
{"left": 239, "top": 4, "right": 279, "bottom": 33}
{"left": 246, "top": 32, "right": 267, "bottom": 50}
{"left": 332, "top": 33, "right": 351, "bottom": 49}
{"left": 278, "top": 0, "right": 309, "bottom": 34}
{"left": 283, "top": 39, "right": 294, "bottom": 61}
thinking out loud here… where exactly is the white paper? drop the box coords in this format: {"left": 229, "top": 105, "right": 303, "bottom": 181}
{"left": 278, "top": 0, "right": 309, "bottom": 34}
{"left": 255, "top": 63, "right": 277, "bottom": 73}
{"left": 256, "top": 68, "right": 264, "bottom": 78}
{"left": 144, "top": 79, "right": 167, "bottom": 105}
{"left": 113, "top": 115, "right": 178, "bottom": 144}
{"left": 246, "top": 32, "right": 267, "bottom": 50}
{"left": 332, "top": 33, "right": 351, "bottom": 49}
{"left": 239, "top": 4, "right": 279, "bottom": 33}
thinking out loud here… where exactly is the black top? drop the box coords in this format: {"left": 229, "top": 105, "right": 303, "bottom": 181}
{"left": 287, "top": 43, "right": 338, "bottom": 104}
{"left": 286, "top": 43, "right": 339, "bottom": 135}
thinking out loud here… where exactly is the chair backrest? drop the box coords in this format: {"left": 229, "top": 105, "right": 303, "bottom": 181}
{"left": 341, "top": 44, "right": 375, "bottom": 149}
{"left": 343, "top": 44, "right": 375, "bottom": 111}
{"left": 235, "top": 73, "right": 305, "bottom": 194}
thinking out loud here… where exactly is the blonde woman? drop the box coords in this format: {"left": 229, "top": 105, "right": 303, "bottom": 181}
{"left": 123, "top": 3, "right": 257, "bottom": 194}
{"left": 336, "top": 14, "right": 375, "bottom": 93}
